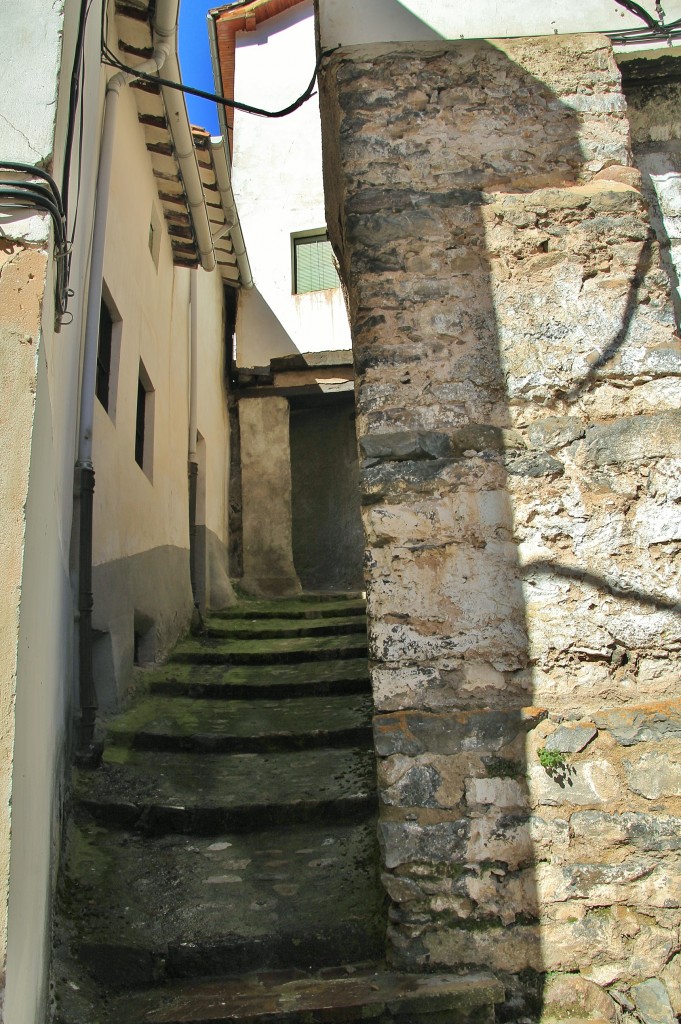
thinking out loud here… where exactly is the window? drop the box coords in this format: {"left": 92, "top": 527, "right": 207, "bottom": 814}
{"left": 96, "top": 300, "right": 113, "bottom": 412}
{"left": 134, "top": 378, "right": 146, "bottom": 468}
{"left": 293, "top": 231, "right": 340, "bottom": 294}
{"left": 135, "top": 360, "right": 155, "bottom": 479}
{"left": 148, "top": 203, "right": 162, "bottom": 269}
{"left": 96, "top": 289, "right": 121, "bottom": 418}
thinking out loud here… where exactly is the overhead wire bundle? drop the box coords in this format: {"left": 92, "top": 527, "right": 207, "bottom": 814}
{"left": 0, "top": 162, "right": 70, "bottom": 324}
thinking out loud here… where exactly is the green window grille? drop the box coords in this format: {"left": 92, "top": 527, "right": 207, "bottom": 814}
{"left": 293, "top": 233, "right": 339, "bottom": 293}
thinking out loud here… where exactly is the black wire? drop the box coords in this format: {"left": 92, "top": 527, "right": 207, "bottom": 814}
{"left": 101, "top": 42, "right": 338, "bottom": 119}
{"left": 0, "top": 163, "right": 65, "bottom": 217}
{"left": 62, "top": 0, "right": 91, "bottom": 228}
{"left": 70, "top": 0, "right": 96, "bottom": 245}
{"left": 0, "top": 182, "right": 70, "bottom": 317}
{"left": 0, "top": 187, "right": 65, "bottom": 240}
{"left": 612, "top": 0, "right": 665, "bottom": 30}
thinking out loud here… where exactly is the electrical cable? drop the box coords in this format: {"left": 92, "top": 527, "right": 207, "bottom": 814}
{"left": 62, "top": 0, "right": 92, "bottom": 229}
{"left": 0, "top": 187, "right": 65, "bottom": 242}
{"left": 0, "top": 163, "right": 65, "bottom": 217}
{"left": 0, "top": 164, "right": 70, "bottom": 321}
{"left": 101, "top": 41, "right": 338, "bottom": 119}
{"left": 69, "top": 0, "right": 97, "bottom": 245}
{"left": 613, "top": 0, "right": 663, "bottom": 30}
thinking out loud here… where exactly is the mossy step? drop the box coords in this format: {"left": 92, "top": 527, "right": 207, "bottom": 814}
{"left": 145, "top": 659, "right": 371, "bottom": 700}
{"left": 202, "top": 615, "right": 367, "bottom": 641}
{"left": 115, "top": 969, "right": 504, "bottom": 1024}
{"left": 76, "top": 746, "right": 377, "bottom": 833}
{"left": 54, "top": 819, "right": 385, "bottom": 1012}
{"left": 214, "top": 598, "right": 366, "bottom": 621}
{"left": 107, "top": 694, "right": 373, "bottom": 754}
{"left": 171, "top": 633, "right": 368, "bottom": 667}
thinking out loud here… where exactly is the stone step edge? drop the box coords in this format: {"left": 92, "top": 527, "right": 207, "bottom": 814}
{"left": 124, "top": 968, "right": 505, "bottom": 1024}
{"left": 105, "top": 725, "right": 373, "bottom": 754}
{"left": 76, "top": 791, "right": 378, "bottom": 834}
{"left": 170, "top": 645, "right": 368, "bottom": 667}
{"left": 212, "top": 605, "right": 367, "bottom": 622}
{"left": 202, "top": 622, "right": 367, "bottom": 639}
{"left": 148, "top": 675, "right": 371, "bottom": 700}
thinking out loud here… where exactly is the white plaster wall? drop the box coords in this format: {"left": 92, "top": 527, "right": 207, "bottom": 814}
{"left": 90, "top": 81, "right": 194, "bottom": 690}
{"left": 91, "top": 82, "right": 232, "bottom": 688}
{"left": 231, "top": 1, "right": 351, "bottom": 367}
{"left": 0, "top": 0, "right": 65, "bottom": 171}
{"left": 93, "top": 82, "right": 189, "bottom": 560}
{"left": 318, "top": 0, "right": 681, "bottom": 49}
{"left": 1, "top": 0, "right": 106, "bottom": 1017}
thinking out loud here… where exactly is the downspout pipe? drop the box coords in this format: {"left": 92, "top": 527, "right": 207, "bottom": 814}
{"left": 211, "top": 139, "right": 253, "bottom": 290}
{"left": 75, "top": 36, "right": 171, "bottom": 751}
{"left": 188, "top": 270, "right": 201, "bottom": 621}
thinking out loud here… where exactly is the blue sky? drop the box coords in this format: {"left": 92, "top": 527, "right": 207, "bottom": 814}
{"left": 178, "top": 0, "right": 241, "bottom": 135}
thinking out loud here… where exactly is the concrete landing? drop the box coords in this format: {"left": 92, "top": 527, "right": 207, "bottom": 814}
{"left": 60, "top": 820, "right": 384, "bottom": 986}
{"left": 116, "top": 969, "right": 504, "bottom": 1024}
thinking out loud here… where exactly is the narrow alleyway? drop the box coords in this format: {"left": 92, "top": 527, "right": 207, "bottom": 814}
{"left": 53, "top": 595, "right": 502, "bottom": 1023}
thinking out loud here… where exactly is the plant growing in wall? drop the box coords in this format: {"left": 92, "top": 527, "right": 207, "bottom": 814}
{"left": 537, "top": 746, "right": 574, "bottom": 785}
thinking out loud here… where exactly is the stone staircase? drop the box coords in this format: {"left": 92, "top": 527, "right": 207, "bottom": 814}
{"left": 53, "top": 595, "right": 503, "bottom": 1024}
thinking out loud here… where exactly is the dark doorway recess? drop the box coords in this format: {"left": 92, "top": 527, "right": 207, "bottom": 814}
{"left": 290, "top": 393, "right": 364, "bottom": 592}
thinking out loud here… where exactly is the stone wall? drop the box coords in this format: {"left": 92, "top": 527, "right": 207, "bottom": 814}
{"left": 320, "top": 34, "right": 681, "bottom": 1017}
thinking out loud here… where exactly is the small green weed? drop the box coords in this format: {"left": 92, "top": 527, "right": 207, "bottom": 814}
{"left": 537, "top": 747, "right": 566, "bottom": 770}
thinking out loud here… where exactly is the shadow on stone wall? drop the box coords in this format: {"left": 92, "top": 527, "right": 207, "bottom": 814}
{"left": 320, "top": 32, "right": 681, "bottom": 1022}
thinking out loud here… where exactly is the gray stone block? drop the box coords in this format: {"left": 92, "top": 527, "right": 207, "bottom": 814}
{"left": 584, "top": 412, "right": 681, "bottom": 467}
{"left": 380, "top": 819, "right": 469, "bottom": 868}
{"left": 359, "top": 431, "right": 452, "bottom": 462}
{"left": 631, "top": 979, "right": 676, "bottom": 1024}
{"left": 593, "top": 703, "right": 681, "bottom": 746}
{"left": 545, "top": 724, "right": 597, "bottom": 753}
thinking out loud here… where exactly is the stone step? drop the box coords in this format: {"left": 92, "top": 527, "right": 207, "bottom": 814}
{"left": 171, "top": 633, "right": 368, "bottom": 666}
{"left": 76, "top": 746, "right": 377, "bottom": 833}
{"left": 107, "top": 694, "right": 373, "bottom": 754}
{"left": 202, "top": 615, "right": 367, "bottom": 641}
{"left": 146, "top": 659, "right": 371, "bottom": 701}
{"left": 213, "top": 598, "right": 366, "bottom": 621}
{"left": 56, "top": 820, "right": 385, "bottom": 995}
{"left": 107, "top": 969, "right": 504, "bottom": 1024}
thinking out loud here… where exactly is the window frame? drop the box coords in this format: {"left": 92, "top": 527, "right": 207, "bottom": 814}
{"left": 291, "top": 229, "right": 340, "bottom": 295}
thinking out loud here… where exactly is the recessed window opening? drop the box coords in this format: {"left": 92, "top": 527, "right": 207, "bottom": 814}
{"left": 96, "top": 302, "right": 113, "bottom": 412}
{"left": 96, "top": 287, "right": 122, "bottom": 419}
{"left": 148, "top": 203, "right": 162, "bottom": 269}
{"left": 135, "top": 360, "right": 155, "bottom": 480}
{"left": 292, "top": 231, "right": 340, "bottom": 294}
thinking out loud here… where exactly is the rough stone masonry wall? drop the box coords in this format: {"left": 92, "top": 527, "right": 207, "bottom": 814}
{"left": 320, "top": 35, "right": 681, "bottom": 1017}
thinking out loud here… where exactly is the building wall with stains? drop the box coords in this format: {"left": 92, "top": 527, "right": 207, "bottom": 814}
{"left": 0, "top": 2, "right": 235, "bottom": 1018}
{"left": 319, "top": 28, "right": 681, "bottom": 1019}
{"left": 0, "top": 2, "right": 104, "bottom": 1019}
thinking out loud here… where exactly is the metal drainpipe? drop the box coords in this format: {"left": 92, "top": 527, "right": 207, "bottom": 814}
{"left": 188, "top": 269, "right": 201, "bottom": 621}
{"left": 75, "top": 45, "right": 170, "bottom": 751}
